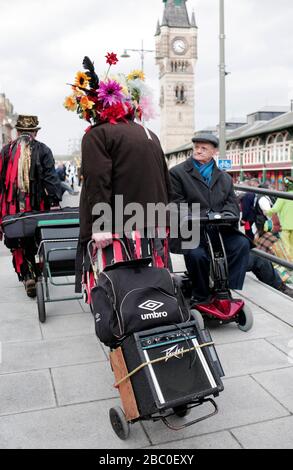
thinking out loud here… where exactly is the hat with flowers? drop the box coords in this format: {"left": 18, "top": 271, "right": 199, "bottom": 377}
{"left": 64, "top": 53, "right": 155, "bottom": 126}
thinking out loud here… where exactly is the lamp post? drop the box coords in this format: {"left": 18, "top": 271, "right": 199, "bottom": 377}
{"left": 219, "top": 0, "right": 227, "bottom": 159}
{"left": 121, "top": 39, "right": 155, "bottom": 72}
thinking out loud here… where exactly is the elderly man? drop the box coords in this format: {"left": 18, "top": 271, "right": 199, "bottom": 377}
{"left": 169, "top": 132, "right": 250, "bottom": 302}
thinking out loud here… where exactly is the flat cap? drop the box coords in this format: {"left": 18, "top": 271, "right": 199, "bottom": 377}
{"left": 192, "top": 132, "right": 219, "bottom": 148}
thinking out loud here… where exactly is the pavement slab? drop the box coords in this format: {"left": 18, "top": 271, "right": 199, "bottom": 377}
{"left": 145, "top": 430, "right": 242, "bottom": 449}
{"left": 141, "top": 375, "right": 289, "bottom": 446}
{"left": 231, "top": 416, "right": 293, "bottom": 449}
{"left": 0, "top": 303, "right": 42, "bottom": 343}
{"left": 40, "top": 313, "right": 94, "bottom": 340}
{"left": 0, "top": 400, "right": 149, "bottom": 449}
{"left": 0, "top": 370, "right": 56, "bottom": 416}
{"left": 252, "top": 367, "right": 293, "bottom": 413}
{"left": 216, "top": 338, "right": 291, "bottom": 378}
{"left": 210, "top": 312, "right": 293, "bottom": 345}
{"left": 0, "top": 335, "right": 104, "bottom": 374}
{"left": 266, "top": 335, "right": 293, "bottom": 359}
{"left": 51, "top": 362, "right": 118, "bottom": 406}
{"left": 236, "top": 276, "right": 293, "bottom": 326}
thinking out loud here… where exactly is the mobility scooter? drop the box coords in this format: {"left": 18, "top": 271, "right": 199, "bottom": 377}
{"left": 179, "top": 211, "right": 253, "bottom": 332}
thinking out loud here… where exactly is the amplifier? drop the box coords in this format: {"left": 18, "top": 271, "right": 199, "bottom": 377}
{"left": 121, "top": 321, "right": 224, "bottom": 417}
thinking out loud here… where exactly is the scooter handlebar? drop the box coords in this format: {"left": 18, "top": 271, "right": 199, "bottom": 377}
{"left": 184, "top": 211, "right": 239, "bottom": 226}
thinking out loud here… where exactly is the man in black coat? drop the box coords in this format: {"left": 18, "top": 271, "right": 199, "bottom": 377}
{"left": 169, "top": 133, "right": 250, "bottom": 301}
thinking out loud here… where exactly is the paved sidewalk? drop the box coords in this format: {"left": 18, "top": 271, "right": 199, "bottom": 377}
{"left": 0, "top": 221, "right": 292, "bottom": 448}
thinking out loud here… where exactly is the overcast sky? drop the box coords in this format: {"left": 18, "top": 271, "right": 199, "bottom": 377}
{"left": 0, "top": 0, "right": 292, "bottom": 155}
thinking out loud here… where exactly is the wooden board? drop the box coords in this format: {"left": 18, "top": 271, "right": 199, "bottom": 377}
{"left": 109, "top": 347, "right": 140, "bottom": 421}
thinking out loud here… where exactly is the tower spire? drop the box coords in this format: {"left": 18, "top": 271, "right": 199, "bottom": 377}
{"left": 191, "top": 10, "right": 197, "bottom": 28}
{"left": 161, "top": 0, "right": 190, "bottom": 28}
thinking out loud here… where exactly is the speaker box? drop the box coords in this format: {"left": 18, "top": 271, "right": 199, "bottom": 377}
{"left": 121, "top": 321, "right": 224, "bottom": 417}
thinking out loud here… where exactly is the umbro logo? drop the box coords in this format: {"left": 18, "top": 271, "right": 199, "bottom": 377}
{"left": 138, "top": 300, "right": 164, "bottom": 311}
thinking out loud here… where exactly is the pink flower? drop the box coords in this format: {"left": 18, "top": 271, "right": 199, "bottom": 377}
{"left": 98, "top": 80, "right": 124, "bottom": 107}
{"left": 139, "top": 96, "right": 156, "bottom": 121}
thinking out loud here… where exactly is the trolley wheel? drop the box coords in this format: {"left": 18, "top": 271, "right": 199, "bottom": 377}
{"left": 36, "top": 280, "right": 46, "bottom": 323}
{"left": 237, "top": 304, "right": 253, "bottom": 332}
{"left": 173, "top": 404, "right": 191, "bottom": 418}
{"left": 109, "top": 406, "right": 130, "bottom": 440}
{"left": 190, "top": 309, "right": 205, "bottom": 330}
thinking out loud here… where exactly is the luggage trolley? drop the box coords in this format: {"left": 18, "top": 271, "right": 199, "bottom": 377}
{"left": 35, "top": 210, "right": 82, "bottom": 323}
{"left": 86, "top": 235, "right": 224, "bottom": 441}
{"left": 109, "top": 322, "right": 224, "bottom": 440}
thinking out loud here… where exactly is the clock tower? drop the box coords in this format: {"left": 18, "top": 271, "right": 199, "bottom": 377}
{"left": 155, "top": 0, "right": 197, "bottom": 153}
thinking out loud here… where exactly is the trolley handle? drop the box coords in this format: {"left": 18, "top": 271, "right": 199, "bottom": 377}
{"left": 87, "top": 236, "right": 131, "bottom": 278}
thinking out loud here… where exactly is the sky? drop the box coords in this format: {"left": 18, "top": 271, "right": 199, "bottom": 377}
{"left": 0, "top": 0, "right": 292, "bottom": 155}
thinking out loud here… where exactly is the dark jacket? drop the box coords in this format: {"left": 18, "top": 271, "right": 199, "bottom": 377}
{"left": 170, "top": 157, "right": 239, "bottom": 215}
{"left": 169, "top": 157, "right": 241, "bottom": 253}
{"left": 0, "top": 138, "right": 62, "bottom": 217}
{"left": 79, "top": 121, "right": 171, "bottom": 243}
{"left": 241, "top": 192, "right": 256, "bottom": 223}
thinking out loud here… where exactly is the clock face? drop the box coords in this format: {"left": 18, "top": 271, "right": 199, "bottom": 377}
{"left": 172, "top": 39, "right": 186, "bottom": 55}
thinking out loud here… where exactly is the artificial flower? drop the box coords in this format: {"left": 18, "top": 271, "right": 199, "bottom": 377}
{"left": 80, "top": 96, "right": 95, "bottom": 111}
{"left": 127, "top": 69, "right": 145, "bottom": 81}
{"left": 105, "top": 52, "right": 118, "bottom": 66}
{"left": 71, "top": 86, "right": 84, "bottom": 97}
{"left": 100, "top": 102, "right": 128, "bottom": 124}
{"left": 98, "top": 80, "right": 124, "bottom": 107}
{"left": 63, "top": 95, "right": 77, "bottom": 111}
{"left": 138, "top": 96, "right": 156, "bottom": 121}
{"left": 74, "top": 71, "right": 90, "bottom": 88}
{"left": 64, "top": 52, "right": 154, "bottom": 126}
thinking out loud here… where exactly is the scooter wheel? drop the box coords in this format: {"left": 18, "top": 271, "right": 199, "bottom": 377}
{"left": 237, "top": 305, "right": 253, "bottom": 332}
{"left": 109, "top": 406, "right": 130, "bottom": 440}
{"left": 190, "top": 309, "right": 205, "bottom": 330}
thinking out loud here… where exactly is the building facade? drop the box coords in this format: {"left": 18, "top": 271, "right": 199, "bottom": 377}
{"left": 226, "top": 108, "right": 293, "bottom": 188}
{"left": 165, "top": 106, "right": 293, "bottom": 188}
{"left": 155, "top": 0, "right": 197, "bottom": 153}
{"left": 0, "top": 93, "right": 16, "bottom": 147}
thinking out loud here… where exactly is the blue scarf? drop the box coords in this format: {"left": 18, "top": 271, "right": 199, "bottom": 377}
{"left": 193, "top": 159, "right": 215, "bottom": 186}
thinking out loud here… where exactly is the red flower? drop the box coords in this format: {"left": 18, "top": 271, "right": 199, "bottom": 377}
{"left": 100, "top": 102, "right": 127, "bottom": 124}
{"left": 105, "top": 52, "right": 118, "bottom": 66}
{"left": 136, "top": 105, "right": 143, "bottom": 121}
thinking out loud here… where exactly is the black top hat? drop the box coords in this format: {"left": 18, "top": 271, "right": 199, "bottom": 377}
{"left": 15, "top": 115, "right": 41, "bottom": 131}
{"left": 192, "top": 132, "right": 219, "bottom": 148}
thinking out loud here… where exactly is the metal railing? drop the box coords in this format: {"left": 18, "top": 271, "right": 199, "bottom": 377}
{"left": 234, "top": 184, "right": 293, "bottom": 270}
{"left": 234, "top": 185, "right": 293, "bottom": 201}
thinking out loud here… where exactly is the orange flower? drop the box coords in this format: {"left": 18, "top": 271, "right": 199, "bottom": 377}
{"left": 80, "top": 96, "right": 95, "bottom": 111}
{"left": 74, "top": 71, "right": 90, "bottom": 88}
{"left": 63, "top": 95, "right": 77, "bottom": 111}
{"left": 71, "top": 85, "right": 84, "bottom": 97}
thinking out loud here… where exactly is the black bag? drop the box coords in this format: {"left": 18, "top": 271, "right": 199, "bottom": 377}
{"left": 1, "top": 207, "right": 79, "bottom": 248}
{"left": 91, "top": 259, "right": 190, "bottom": 347}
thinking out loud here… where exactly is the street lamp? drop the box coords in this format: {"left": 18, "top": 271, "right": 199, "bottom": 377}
{"left": 121, "top": 40, "right": 155, "bottom": 72}
{"left": 219, "top": 0, "right": 227, "bottom": 159}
